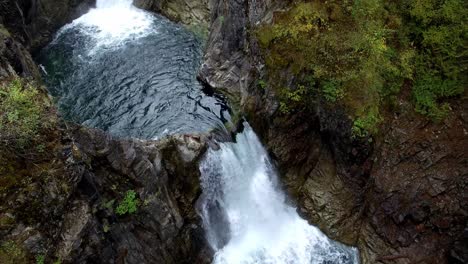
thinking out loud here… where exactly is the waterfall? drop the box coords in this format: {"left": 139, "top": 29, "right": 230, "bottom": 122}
{"left": 200, "top": 123, "right": 359, "bottom": 264}
{"left": 96, "top": 0, "right": 133, "bottom": 9}
{"left": 55, "top": 0, "right": 153, "bottom": 53}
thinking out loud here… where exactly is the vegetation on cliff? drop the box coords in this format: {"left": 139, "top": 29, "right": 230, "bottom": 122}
{"left": 257, "top": 0, "right": 467, "bottom": 136}
{"left": 0, "top": 79, "right": 57, "bottom": 151}
{"left": 0, "top": 78, "right": 67, "bottom": 263}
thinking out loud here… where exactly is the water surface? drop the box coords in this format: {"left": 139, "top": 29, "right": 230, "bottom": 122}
{"left": 37, "top": 0, "right": 227, "bottom": 139}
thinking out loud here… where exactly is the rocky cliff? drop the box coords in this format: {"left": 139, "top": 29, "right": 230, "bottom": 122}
{"left": 0, "top": 1, "right": 212, "bottom": 263}
{"left": 0, "top": 0, "right": 95, "bottom": 52}
{"left": 198, "top": 0, "right": 468, "bottom": 263}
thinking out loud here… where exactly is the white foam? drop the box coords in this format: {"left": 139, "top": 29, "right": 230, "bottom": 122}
{"left": 56, "top": 0, "right": 154, "bottom": 54}
{"left": 200, "top": 124, "right": 359, "bottom": 264}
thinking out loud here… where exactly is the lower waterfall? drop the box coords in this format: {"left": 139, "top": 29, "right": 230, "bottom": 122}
{"left": 199, "top": 123, "right": 359, "bottom": 264}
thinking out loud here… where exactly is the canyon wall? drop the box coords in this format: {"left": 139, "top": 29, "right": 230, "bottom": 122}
{"left": 198, "top": 0, "right": 468, "bottom": 263}
{"left": 1, "top": 1, "right": 212, "bottom": 262}
{"left": 0, "top": 0, "right": 466, "bottom": 263}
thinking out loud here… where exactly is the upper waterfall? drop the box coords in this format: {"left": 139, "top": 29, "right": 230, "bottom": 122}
{"left": 55, "top": 0, "right": 153, "bottom": 53}
{"left": 199, "top": 123, "right": 359, "bottom": 264}
{"left": 96, "top": 0, "right": 133, "bottom": 9}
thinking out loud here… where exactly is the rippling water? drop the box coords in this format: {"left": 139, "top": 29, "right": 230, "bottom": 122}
{"left": 37, "top": 1, "right": 227, "bottom": 139}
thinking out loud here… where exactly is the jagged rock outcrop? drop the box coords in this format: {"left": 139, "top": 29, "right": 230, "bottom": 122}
{"left": 0, "top": 25, "right": 40, "bottom": 80}
{"left": 357, "top": 100, "right": 468, "bottom": 263}
{"left": 0, "top": 0, "right": 95, "bottom": 51}
{"left": 1, "top": 123, "right": 213, "bottom": 263}
{"left": 199, "top": 0, "right": 468, "bottom": 263}
{"left": 59, "top": 126, "right": 212, "bottom": 263}
{"left": 134, "top": 0, "right": 210, "bottom": 35}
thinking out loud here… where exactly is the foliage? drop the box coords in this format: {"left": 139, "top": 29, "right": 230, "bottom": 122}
{"left": 0, "top": 79, "right": 54, "bottom": 149}
{"left": 257, "top": 0, "right": 466, "bottom": 135}
{"left": 116, "top": 190, "right": 139, "bottom": 216}
{"left": 278, "top": 84, "right": 308, "bottom": 114}
{"left": 321, "top": 80, "right": 344, "bottom": 102}
{"left": 258, "top": 79, "right": 267, "bottom": 90}
{"left": 352, "top": 106, "right": 382, "bottom": 137}
{"left": 0, "top": 241, "right": 27, "bottom": 264}
{"left": 36, "top": 254, "right": 45, "bottom": 264}
{"left": 408, "top": 0, "right": 467, "bottom": 121}
{"left": 413, "top": 74, "right": 460, "bottom": 121}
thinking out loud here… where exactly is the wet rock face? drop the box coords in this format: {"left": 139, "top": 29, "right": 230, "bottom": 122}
{"left": 0, "top": 0, "right": 95, "bottom": 51}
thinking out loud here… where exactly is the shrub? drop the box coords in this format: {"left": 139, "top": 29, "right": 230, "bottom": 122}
{"left": 408, "top": 0, "right": 467, "bottom": 121}
{"left": 413, "top": 74, "right": 461, "bottom": 121}
{"left": 116, "top": 190, "right": 139, "bottom": 216}
{"left": 258, "top": 80, "right": 267, "bottom": 90}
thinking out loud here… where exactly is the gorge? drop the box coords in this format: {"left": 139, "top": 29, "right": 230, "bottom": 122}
{"left": 0, "top": 0, "right": 466, "bottom": 264}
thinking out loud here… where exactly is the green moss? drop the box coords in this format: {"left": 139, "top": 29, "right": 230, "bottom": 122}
{"left": 0, "top": 214, "right": 14, "bottom": 231}
{"left": 186, "top": 23, "right": 209, "bottom": 44}
{"left": 0, "top": 241, "right": 27, "bottom": 264}
{"left": 0, "top": 79, "right": 56, "bottom": 149}
{"left": 0, "top": 25, "right": 10, "bottom": 37}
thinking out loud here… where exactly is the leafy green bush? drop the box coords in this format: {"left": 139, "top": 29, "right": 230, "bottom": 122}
{"left": 256, "top": 1, "right": 399, "bottom": 134}
{"left": 412, "top": 74, "right": 461, "bottom": 121}
{"left": 0, "top": 79, "right": 53, "bottom": 149}
{"left": 116, "top": 190, "right": 139, "bottom": 216}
